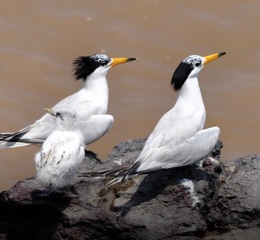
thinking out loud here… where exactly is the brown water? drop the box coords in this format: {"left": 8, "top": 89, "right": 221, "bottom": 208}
{"left": 0, "top": 1, "right": 259, "bottom": 191}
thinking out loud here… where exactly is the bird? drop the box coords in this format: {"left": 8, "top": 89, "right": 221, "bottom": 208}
{"left": 83, "top": 52, "right": 226, "bottom": 186}
{"left": 34, "top": 107, "right": 85, "bottom": 189}
{"left": 0, "top": 54, "right": 137, "bottom": 153}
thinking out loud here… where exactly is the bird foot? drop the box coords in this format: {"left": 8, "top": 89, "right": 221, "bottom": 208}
{"left": 85, "top": 149, "right": 102, "bottom": 162}
{"left": 32, "top": 188, "right": 54, "bottom": 198}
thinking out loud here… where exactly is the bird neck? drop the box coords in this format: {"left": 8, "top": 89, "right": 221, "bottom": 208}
{"left": 174, "top": 76, "right": 206, "bottom": 130}
{"left": 83, "top": 75, "right": 109, "bottom": 100}
{"left": 79, "top": 75, "right": 109, "bottom": 114}
{"left": 176, "top": 76, "right": 204, "bottom": 109}
{"left": 84, "top": 72, "right": 108, "bottom": 90}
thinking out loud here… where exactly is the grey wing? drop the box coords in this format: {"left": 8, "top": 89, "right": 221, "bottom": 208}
{"left": 52, "top": 92, "right": 93, "bottom": 117}
{"left": 0, "top": 93, "right": 90, "bottom": 148}
{"left": 80, "top": 115, "right": 114, "bottom": 144}
{"left": 0, "top": 90, "right": 81, "bottom": 144}
{"left": 0, "top": 114, "right": 56, "bottom": 148}
{"left": 134, "top": 127, "right": 220, "bottom": 173}
{"left": 0, "top": 90, "right": 100, "bottom": 149}
{"left": 143, "top": 108, "right": 205, "bottom": 151}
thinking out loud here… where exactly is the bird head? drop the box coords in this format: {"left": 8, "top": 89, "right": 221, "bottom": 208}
{"left": 72, "top": 54, "right": 137, "bottom": 82}
{"left": 171, "top": 52, "right": 226, "bottom": 91}
{"left": 44, "top": 107, "right": 78, "bottom": 130}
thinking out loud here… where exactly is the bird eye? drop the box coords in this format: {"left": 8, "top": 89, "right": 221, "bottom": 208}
{"left": 100, "top": 60, "right": 110, "bottom": 66}
{"left": 56, "top": 112, "right": 62, "bottom": 117}
{"left": 195, "top": 62, "right": 201, "bottom": 67}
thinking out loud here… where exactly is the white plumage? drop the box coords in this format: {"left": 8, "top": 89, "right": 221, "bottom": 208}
{"left": 35, "top": 107, "right": 85, "bottom": 188}
{"left": 86, "top": 52, "right": 226, "bottom": 185}
{"left": 121, "top": 52, "right": 226, "bottom": 181}
{"left": 0, "top": 54, "right": 136, "bottom": 150}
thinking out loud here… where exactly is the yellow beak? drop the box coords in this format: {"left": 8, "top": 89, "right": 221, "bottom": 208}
{"left": 110, "top": 57, "right": 137, "bottom": 67}
{"left": 204, "top": 52, "right": 226, "bottom": 65}
{"left": 44, "top": 108, "right": 55, "bottom": 116}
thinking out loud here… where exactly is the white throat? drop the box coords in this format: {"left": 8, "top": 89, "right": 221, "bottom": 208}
{"left": 175, "top": 76, "right": 206, "bottom": 128}
{"left": 82, "top": 74, "right": 109, "bottom": 113}
{"left": 178, "top": 76, "right": 203, "bottom": 103}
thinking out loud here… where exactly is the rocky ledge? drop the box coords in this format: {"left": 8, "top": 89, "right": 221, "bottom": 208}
{"left": 0, "top": 139, "right": 260, "bottom": 240}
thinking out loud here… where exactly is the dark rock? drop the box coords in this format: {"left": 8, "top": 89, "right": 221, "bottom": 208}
{"left": 0, "top": 139, "right": 259, "bottom": 240}
{"left": 208, "top": 154, "right": 260, "bottom": 231}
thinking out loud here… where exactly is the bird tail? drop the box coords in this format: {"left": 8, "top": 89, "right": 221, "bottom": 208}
{"left": 80, "top": 165, "right": 131, "bottom": 178}
{"left": 79, "top": 165, "right": 133, "bottom": 187}
{"left": 104, "top": 176, "right": 125, "bottom": 187}
{"left": 0, "top": 128, "right": 43, "bottom": 149}
{"left": 80, "top": 161, "right": 142, "bottom": 187}
{"left": 0, "top": 134, "right": 43, "bottom": 149}
{"left": 0, "top": 140, "right": 31, "bottom": 149}
{"left": 0, "top": 133, "right": 14, "bottom": 139}
{"left": 0, "top": 124, "right": 41, "bottom": 149}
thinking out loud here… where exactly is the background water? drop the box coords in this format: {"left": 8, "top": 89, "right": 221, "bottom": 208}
{"left": 0, "top": 0, "right": 259, "bottom": 191}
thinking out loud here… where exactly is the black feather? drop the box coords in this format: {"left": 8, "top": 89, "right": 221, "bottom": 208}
{"left": 121, "top": 161, "right": 141, "bottom": 181}
{"left": 171, "top": 62, "right": 194, "bottom": 91}
{"left": 72, "top": 56, "right": 101, "bottom": 81}
{"left": 72, "top": 54, "right": 111, "bottom": 81}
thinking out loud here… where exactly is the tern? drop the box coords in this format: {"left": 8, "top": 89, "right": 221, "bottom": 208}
{"left": 84, "top": 52, "right": 226, "bottom": 186}
{"left": 35, "top": 107, "right": 85, "bottom": 189}
{"left": 0, "top": 54, "right": 137, "bottom": 151}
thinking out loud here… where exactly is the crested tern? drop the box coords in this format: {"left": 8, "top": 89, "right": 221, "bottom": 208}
{"left": 0, "top": 54, "right": 137, "bottom": 150}
{"left": 85, "top": 52, "right": 226, "bottom": 186}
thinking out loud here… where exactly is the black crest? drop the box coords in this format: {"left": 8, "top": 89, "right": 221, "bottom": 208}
{"left": 72, "top": 54, "right": 111, "bottom": 81}
{"left": 171, "top": 62, "right": 194, "bottom": 91}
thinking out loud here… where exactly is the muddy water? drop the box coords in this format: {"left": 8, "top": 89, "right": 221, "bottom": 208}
{"left": 0, "top": 1, "right": 259, "bottom": 191}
